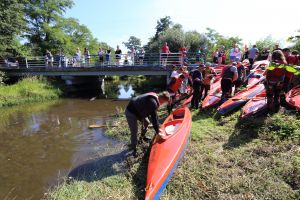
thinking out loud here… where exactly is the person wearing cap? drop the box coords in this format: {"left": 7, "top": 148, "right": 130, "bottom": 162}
{"left": 125, "top": 91, "right": 171, "bottom": 156}
{"left": 220, "top": 62, "right": 238, "bottom": 103}
{"left": 191, "top": 64, "right": 204, "bottom": 109}
{"left": 200, "top": 62, "right": 216, "bottom": 100}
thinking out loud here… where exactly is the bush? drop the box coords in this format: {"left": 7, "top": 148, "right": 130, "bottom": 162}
{"left": 0, "top": 71, "right": 7, "bottom": 85}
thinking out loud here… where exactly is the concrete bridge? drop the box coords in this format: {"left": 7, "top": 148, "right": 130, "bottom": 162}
{"left": 0, "top": 65, "right": 169, "bottom": 77}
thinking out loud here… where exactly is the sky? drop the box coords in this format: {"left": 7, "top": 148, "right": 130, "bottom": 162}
{"left": 65, "top": 0, "right": 300, "bottom": 51}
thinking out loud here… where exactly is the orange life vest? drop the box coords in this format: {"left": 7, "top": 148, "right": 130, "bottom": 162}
{"left": 168, "top": 77, "right": 182, "bottom": 93}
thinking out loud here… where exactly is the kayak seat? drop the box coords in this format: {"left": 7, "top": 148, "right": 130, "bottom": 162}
{"left": 164, "top": 120, "right": 182, "bottom": 136}
{"left": 172, "top": 108, "right": 185, "bottom": 119}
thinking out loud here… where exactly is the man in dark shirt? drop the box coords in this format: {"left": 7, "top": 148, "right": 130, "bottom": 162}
{"left": 125, "top": 92, "right": 170, "bottom": 156}
{"left": 191, "top": 64, "right": 203, "bottom": 109}
{"left": 220, "top": 62, "right": 238, "bottom": 103}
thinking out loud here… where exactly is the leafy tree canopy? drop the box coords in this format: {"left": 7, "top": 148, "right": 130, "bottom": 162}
{"left": 123, "top": 36, "right": 142, "bottom": 51}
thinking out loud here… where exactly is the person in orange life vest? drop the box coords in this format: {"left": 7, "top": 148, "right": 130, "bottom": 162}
{"left": 220, "top": 62, "right": 238, "bottom": 103}
{"left": 125, "top": 92, "right": 171, "bottom": 156}
{"left": 167, "top": 74, "right": 185, "bottom": 113}
{"left": 264, "top": 50, "right": 287, "bottom": 112}
{"left": 200, "top": 62, "right": 216, "bottom": 100}
{"left": 281, "top": 48, "right": 297, "bottom": 93}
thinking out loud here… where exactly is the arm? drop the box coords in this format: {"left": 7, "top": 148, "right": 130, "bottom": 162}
{"left": 150, "top": 111, "right": 160, "bottom": 134}
{"left": 232, "top": 71, "right": 238, "bottom": 82}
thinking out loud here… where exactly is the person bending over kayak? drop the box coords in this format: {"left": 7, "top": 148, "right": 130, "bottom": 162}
{"left": 125, "top": 91, "right": 171, "bottom": 156}
{"left": 233, "top": 61, "right": 247, "bottom": 94}
{"left": 264, "top": 50, "right": 287, "bottom": 112}
{"left": 220, "top": 62, "right": 238, "bottom": 103}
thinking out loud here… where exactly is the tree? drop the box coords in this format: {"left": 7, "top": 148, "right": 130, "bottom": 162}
{"left": 288, "top": 30, "right": 300, "bottom": 52}
{"left": 255, "top": 36, "right": 277, "bottom": 52}
{"left": 154, "top": 16, "right": 172, "bottom": 39}
{"left": 0, "top": 0, "right": 26, "bottom": 56}
{"left": 23, "top": 0, "right": 74, "bottom": 54}
{"left": 123, "top": 36, "right": 141, "bottom": 51}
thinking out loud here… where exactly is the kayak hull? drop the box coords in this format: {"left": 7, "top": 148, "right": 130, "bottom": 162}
{"left": 201, "top": 79, "right": 222, "bottom": 109}
{"left": 217, "top": 84, "right": 265, "bottom": 115}
{"left": 241, "top": 90, "right": 267, "bottom": 118}
{"left": 145, "top": 107, "right": 192, "bottom": 200}
{"left": 285, "top": 85, "right": 300, "bottom": 110}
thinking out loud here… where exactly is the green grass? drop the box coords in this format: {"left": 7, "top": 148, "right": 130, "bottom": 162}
{"left": 45, "top": 107, "right": 300, "bottom": 200}
{"left": 0, "top": 76, "right": 61, "bottom": 107}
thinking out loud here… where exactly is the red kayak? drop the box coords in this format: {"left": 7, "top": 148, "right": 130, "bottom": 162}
{"left": 240, "top": 89, "right": 267, "bottom": 118}
{"left": 285, "top": 85, "right": 300, "bottom": 110}
{"left": 217, "top": 84, "right": 265, "bottom": 115}
{"left": 246, "top": 69, "right": 265, "bottom": 89}
{"left": 145, "top": 107, "right": 192, "bottom": 200}
{"left": 201, "top": 79, "right": 222, "bottom": 109}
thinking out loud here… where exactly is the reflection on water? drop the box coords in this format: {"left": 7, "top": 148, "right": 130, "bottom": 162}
{"left": 118, "top": 84, "right": 134, "bottom": 99}
{"left": 0, "top": 77, "right": 167, "bottom": 200}
{"left": 0, "top": 99, "right": 128, "bottom": 200}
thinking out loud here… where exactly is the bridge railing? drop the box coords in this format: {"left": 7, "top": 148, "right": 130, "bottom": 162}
{"left": 0, "top": 52, "right": 207, "bottom": 69}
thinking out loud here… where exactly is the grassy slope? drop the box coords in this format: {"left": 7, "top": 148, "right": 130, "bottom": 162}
{"left": 45, "top": 108, "right": 300, "bottom": 200}
{"left": 0, "top": 77, "right": 61, "bottom": 107}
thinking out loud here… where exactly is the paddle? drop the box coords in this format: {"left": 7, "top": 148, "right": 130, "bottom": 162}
{"left": 88, "top": 124, "right": 117, "bottom": 129}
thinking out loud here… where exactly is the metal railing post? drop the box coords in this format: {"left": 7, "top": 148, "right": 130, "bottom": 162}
{"left": 25, "top": 57, "right": 28, "bottom": 68}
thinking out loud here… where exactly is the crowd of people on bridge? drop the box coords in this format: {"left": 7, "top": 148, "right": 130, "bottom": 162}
{"left": 43, "top": 46, "right": 146, "bottom": 68}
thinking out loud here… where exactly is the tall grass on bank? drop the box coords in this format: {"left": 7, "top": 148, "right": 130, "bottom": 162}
{"left": 0, "top": 76, "right": 61, "bottom": 107}
{"left": 45, "top": 108, "right": 300, "bottom": 200}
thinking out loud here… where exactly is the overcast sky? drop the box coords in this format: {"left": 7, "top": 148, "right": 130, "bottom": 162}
{"left": 65, "top": 0, "right": 300, "bottom": 50}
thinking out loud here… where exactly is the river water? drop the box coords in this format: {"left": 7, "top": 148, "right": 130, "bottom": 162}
{"left": 0, "top": 98, "right": 130, "bottom": 200}
{"left": 0, "top": 77, "right": 166, "bottom": 200}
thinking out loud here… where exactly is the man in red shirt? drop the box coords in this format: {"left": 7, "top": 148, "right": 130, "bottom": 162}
{"left": 161, "top": 42, "right": 170, "bottom": 67}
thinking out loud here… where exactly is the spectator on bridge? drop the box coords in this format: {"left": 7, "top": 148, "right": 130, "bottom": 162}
{"left": 115, "top": 45, "right": 122, "bottom": 65}
{"left": 105, "top": 49, "right": 111, "bottom": 65}
{"left": 242, "top": 46, "right": 249, "bottom": 60}
{"left": 98, "top": 48, "right": 104, "bottom": 65}
{"left": 45, "top": 50, "right": 53, "bottom": 67}
{"left": 161, "top": 42, "right": 170, "bottom": 67}
{"left": 218, "top": 46, "right": 226, "bottom": 65}
{"left": 84, "top": 47, "right": 91, "bottom": 67}
{"left": 248, "top": 45, "right": 259, "bottom": 70}
{"left": 130, "top": 47, "right": 136, "bottom": 65}
{"left": 138, "top": 48, "right": 145, "bottom": 65}
{"left": 229, "top": 44, "right": 237, "bottom": 63}
{"left": 74, "top": 48, "right": 81, "bottom": 67}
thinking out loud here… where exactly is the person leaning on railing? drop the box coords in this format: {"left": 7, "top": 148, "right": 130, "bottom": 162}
{"left": 161, "top": 42, "right": 170, "bottom": 67}
{"left": 45, "top": 50, "right": 53, "bottom": 67}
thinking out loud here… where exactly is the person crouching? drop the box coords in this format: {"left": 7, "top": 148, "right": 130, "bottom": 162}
{"left": 125, "top": 91, "right": 171, "bottom": 156}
